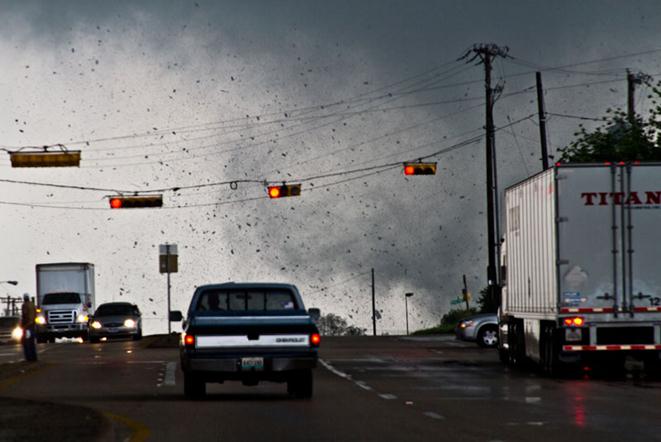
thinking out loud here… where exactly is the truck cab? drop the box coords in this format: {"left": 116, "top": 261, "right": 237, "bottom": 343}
{"left": 35, "top": 263, "right": 95, "bottom": 343}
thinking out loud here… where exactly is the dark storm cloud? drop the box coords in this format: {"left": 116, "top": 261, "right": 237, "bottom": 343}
{"left": 2, "top": 0, "right": 661, "bottom": 332}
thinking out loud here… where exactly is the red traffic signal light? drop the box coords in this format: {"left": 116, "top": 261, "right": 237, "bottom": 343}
{"left": 108, "top": 195, "right": 163, "bottom": 209}
{"left": 267, "top": 184, "right": 301, "bottom": 199}
{"left": 403, "top": 162, "right": 437, "bottom": 175}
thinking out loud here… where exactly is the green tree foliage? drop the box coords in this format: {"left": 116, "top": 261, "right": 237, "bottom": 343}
{"left": 317, "top": 313, "right": 366, "bottom": 336}
{"left": 477, "top": 286, "right": 498, "bottom": 313}
{"left": 558, "top": 79, "right": 661, "bottom": 162}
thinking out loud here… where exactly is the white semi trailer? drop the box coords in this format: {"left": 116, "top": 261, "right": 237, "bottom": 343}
{"left": 499, "top": 163, "right": 661, "bottom": 373}
{"left": 35, "top": 263, "right": 95, "bottom": 342}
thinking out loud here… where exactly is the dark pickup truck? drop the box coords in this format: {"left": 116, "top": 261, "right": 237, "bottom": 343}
{"left": 173, "top": 282, "right": 320, "bottom": 399}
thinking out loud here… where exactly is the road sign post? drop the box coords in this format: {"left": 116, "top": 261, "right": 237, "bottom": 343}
{"left": 159, "top": 244, "right": 178, "bottom": 334}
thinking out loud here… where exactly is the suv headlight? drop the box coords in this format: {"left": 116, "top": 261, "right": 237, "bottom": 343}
{"left": 123, "top": 319, "right": 136, "bottom": 328}
{"left": 76, "top": 314, "right": 89, "bottom": 323}
{"left": 35, "top": 315, "right": 46, "bottom": 325}
{"left": 91, "top": 321, "right": 102, "bottom": 329}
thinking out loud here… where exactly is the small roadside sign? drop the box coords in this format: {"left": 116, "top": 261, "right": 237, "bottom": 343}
{"left": 159, "top": 244, "right": 178, "bottom": 273}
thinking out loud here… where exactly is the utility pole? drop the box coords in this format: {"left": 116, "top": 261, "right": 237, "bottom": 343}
{"left": 627, "top": 69, "right": 652, "bottom": 125}
{"left": 460, "top": 43, "right": 510, "bottom": 309}
{"left": 371, "top": 268, "right": 376, "bottom": 336}
{"left": 536, "top": 72, "right": 550, "bottom": 170}
{"left": 462, "top": 274, "right": 470, "bottom": 311}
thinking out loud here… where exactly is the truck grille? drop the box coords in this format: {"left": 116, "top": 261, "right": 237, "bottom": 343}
{"left": 596, "top": 327, "right": 654, "bottom": 345}
{"left": 47, "top": 310, "right": 75, "bottom": 324}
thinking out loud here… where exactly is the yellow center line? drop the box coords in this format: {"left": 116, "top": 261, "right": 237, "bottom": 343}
{"left": 104, "top": 412, "right": 152, "bottom": 442}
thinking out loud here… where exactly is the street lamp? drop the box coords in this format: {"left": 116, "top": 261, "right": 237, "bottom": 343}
{"left": 405, "top": 292, "right": 414, "bottom": 336}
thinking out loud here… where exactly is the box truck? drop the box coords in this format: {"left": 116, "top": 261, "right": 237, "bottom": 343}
{"left": 499, "top": 163, "right": 661, "bottom": 374}
{"left": 35, "top": 263, "right": 95, "bottom": 342}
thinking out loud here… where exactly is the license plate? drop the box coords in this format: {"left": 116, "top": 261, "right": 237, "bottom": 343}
{"left": 241, "top": 357, "right": 264, "bottom": 371}
{"left": 107, "top": 327, "right": 119, "bottom": 333}
{"left": 565, "top": 328, "right": 582, "bottom": 342}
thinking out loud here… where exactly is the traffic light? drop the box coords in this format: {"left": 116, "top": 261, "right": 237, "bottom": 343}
{"left": 403, "top": 162, "right": 437, "bottom": 175}
{"left": 10, "top": 150, "right": 81, "bottom": 167}
{"left": 108, "top": 195, "right": 163, "bottom": 209}
{"left": 267, "top": 183, "right": 302, "bottom": 199}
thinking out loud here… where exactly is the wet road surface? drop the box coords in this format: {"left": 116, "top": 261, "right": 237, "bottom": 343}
{"left": 0, "top": 336, "right": 659, "bottom": 441}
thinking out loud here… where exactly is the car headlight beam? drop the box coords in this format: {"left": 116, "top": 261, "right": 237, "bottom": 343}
{"left": 123, "top": 319, "right": 136, "bottom": 328}
{"left": 91, "top": 321, "right": 102, "bottom": 329}
{"left": 11, "top": 326, "right": 23, "bottom": 341}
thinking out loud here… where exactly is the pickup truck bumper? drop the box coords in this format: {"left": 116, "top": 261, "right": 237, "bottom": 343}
{"left": 181, "top": 349, "right": 317, "bottom": 382}
{"left": 185, "top": 355, "right": 316, "bottom": 372}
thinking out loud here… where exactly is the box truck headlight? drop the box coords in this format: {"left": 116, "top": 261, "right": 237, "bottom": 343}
{"left": 76, "top": 314, "right": 89, "bottom": 323}
{"left": 123, "top": 319, "right": 136, "bottom": 328}
{"left": 91, "top": 321, "right": 102, "bottom": 330}
{"left": 35, "top": 315, "right": 46, "bottom": 325}
{"left": 11, "top": 326, "right": 23, "bottom": 341}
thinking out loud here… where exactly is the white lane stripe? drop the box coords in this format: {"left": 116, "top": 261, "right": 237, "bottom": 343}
{"left": 379, "top": 393, "right": 397, "bottom": 400}
{"left": 319, "top": 359, "right": 352, "bottom": 379}
{"left": 164, "top": 362, "right": 177, "bottom": 386}
{"left": 423, "top": 412, "right": 445, "bottom": 420}
{"left": 355, "top": 381, "right": 373, "bottom": 391}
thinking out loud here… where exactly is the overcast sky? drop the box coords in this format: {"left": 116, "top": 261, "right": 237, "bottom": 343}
{"left": 1, "top": 0, "right": 660, "bottom": 334}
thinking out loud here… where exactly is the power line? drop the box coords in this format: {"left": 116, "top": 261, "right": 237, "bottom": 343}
{"left": 546, "top": 112, "right": 607, "bottom": 122}
{"left": 0, "top": 114, "right": 535, "bottom": 205}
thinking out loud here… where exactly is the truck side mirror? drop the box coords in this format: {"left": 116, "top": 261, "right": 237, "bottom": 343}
{"left": 169, "top": 310, "right": 183, "bottom": 322}
{"left": 308, "top": 308, "right": 321, "bottom": 321}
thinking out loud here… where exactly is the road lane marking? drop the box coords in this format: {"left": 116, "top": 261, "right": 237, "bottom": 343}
{"left": 423, "top": 411, "right": 445, "bottom": 420}
{"left": 319, "top": 358, "right": 351, "bottom": 379}
{"left": 355, "top": 381, "right": 373, "bottom": 391}
{"left": 378, "top": 393, "right": 397, "bottom": 400}
{"left": 164, "top": 362, "right": 176, "bottom": 386}
{"left": 104, "top": 412, "right": 151, "bottom": 442}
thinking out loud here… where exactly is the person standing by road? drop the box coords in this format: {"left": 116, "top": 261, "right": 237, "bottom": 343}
{"left": 21, "top": 293, "right": 37, "bottom": 362}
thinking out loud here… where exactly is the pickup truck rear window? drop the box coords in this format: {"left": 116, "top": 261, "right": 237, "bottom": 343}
{"left": 195, "top": 289, "right": 298, "bottom": 312}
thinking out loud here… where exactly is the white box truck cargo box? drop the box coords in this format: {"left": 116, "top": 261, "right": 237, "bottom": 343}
{"left": 500, "top": 163, "right": 661, "bottom": 372}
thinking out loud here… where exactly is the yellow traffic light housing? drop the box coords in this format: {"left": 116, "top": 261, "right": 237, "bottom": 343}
{"left": 403, "top": 162, "right": 437, "bottom": 175}
{"left": 108, "top": 195, "right": 163, "bottom": 209}
{"left": 10, "top": 150, "right": 81, "bottom": 167}
{"left": 267, "top": 183, "right": 302, "bottom": 199}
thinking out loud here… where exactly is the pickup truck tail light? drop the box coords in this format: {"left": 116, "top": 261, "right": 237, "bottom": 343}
{"left": 310, "top": 333, "right": 321, "bottom": 347}
{"left": 183, "top": 334, "right": 195, "bottom": 347}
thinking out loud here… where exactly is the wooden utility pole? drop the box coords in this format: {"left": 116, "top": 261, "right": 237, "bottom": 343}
{"left": 462, "top": 274, "right": 470, "bottom": 311}
{"left": 371, "top": 268, "right": 376, "bottom": 336}
{"left": 536, "top": 72, "right": 550, "bottom": 170}
{"left": 627, "top": 69, "right": 652, "bottom": 124}
{"left": 460, "top": 44, "right": 510, "bottom": 308}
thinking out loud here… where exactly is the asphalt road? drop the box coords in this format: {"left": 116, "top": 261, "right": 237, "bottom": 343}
{"left": 0, "top": 336, "right": 659, "bottom": 442}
